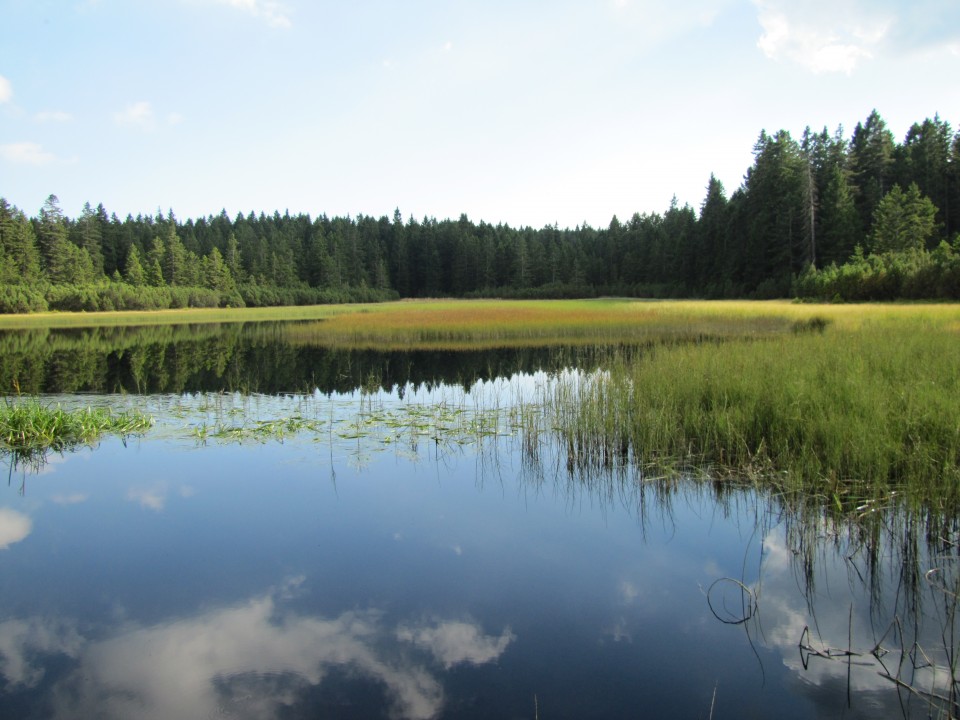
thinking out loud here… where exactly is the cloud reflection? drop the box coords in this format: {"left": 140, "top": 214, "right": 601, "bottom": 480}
{"left": 0, "top": 508, "right": 31, "bottom": 550}
{"left": 396, "top": 620, "right": 515, "bottom": 669}
{"left": 753, "top": 527, "right": 957, "bottom": 706}
{"left": 0, "top": 618, "right": 82, "bottom": 689}
{"left": 126, "top": 486, "right": 166, "bottom": 511}
{"left": 0, "top": 580, "right": 513, "bottom": 719}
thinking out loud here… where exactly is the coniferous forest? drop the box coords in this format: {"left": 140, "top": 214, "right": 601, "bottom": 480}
{"left": 2, "top": 110, "right": 960, "bottom": 313}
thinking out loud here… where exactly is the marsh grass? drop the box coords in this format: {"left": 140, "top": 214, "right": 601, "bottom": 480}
{"left": 542, "top": 319, "right": 960, "bottom": 508}
{"left": 278, "top": 299, "right": 800, "bottom": 351}
{"left": 0, "top": 399, "right": 153, "bottom": 455}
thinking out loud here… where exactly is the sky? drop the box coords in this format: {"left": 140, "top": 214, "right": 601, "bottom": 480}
{"left": 1, "top": 0, "right": 959, "bottom": 230}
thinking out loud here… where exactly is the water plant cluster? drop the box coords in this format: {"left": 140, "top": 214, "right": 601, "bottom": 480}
{"left": 0, "top": 398, "right": 153, "bottom": 468}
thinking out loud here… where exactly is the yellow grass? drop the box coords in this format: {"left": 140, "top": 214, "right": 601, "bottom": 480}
{"left": 0, "top": 304, "right": 355, "bottom": 329}
{"left": 0, "top": 298, "right": 958, "bottom": 346}
{"left": 277, "top": 299, "right": 960, "bottom": 350}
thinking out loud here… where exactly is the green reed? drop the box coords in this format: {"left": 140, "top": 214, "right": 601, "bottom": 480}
{"left": 0, "top": 399, "right": 154, "bottom": 453}
{"left": 542, "top": 320, "right": 960, "bottom": 508}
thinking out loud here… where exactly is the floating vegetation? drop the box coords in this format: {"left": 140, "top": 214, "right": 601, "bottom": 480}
{"left": 179, "top": 391, "right": 522, "bottom": 454}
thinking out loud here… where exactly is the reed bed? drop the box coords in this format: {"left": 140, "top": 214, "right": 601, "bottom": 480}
{"left": 543, "top": 319, "right": 960, "bottom": 508}
{"left": 279, "top": 299, "right": 799, "bottom": 350}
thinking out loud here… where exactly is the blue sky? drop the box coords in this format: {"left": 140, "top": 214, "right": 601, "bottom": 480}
{"left": 1, "top": 0, "right": 958, "bottom": 229}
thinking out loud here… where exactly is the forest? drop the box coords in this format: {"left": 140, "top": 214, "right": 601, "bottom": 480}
{"left": 1, "top": 109, "right": 959, "bottom": 313}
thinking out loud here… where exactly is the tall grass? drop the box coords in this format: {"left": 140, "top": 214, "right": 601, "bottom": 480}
{"left": 0, "top": 399, "right": 153, "bottom": 454}
{"left": 544, "top": 319, "right": 960, "bottom": 506}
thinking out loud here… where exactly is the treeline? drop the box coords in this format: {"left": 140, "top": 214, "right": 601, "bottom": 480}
{"left": 2, "top": 109, "right": 959, "bottom": 311}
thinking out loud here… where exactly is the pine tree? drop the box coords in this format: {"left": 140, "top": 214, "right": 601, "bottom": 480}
{"left": 818, "top": 163, "right": 861, "bottom": 265}
{"left": 74, "top": 201, "right": 105, "bottom": 276}
{"left": 0, "top": 199, "right": 42, "bottom": 283}
{"left": 697, "top": 175, "right": 729, "bottom": 288}
{"left": 850, "top": 110, "right": 896, "bottom": 236}
{"left": 870, "top": 183, "right": 938, "bottom": 253}
{"left": 124, "top": 244, "right": 147, "bottom": 286}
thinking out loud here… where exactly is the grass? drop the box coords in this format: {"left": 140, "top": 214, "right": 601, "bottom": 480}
{"left": 541, "top": 316, "right": 960, "bottom": 510}
{"left": 0, "top": 399, "right": 154, "bottom": 456}
{"left": 0, "top": 303, "right": 358, "bottom": 330}
{"left": 279, "top": 299, "right": 802, "bottom": 350}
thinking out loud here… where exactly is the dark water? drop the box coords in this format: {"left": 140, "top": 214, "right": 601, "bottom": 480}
{"left": 0, "top": 323, "right": 957, "bottom": 719}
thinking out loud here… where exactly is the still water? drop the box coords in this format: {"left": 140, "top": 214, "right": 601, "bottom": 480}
{"left": 0, "top": 323, "right": 957, "bottom": 718}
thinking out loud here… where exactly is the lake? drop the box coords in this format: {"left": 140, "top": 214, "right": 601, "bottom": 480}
{"left": 0, "top": 321, "right": 957, "bottom": 718}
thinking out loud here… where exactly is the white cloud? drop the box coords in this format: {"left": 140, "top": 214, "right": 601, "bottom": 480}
{"left": 750, "top": 0, "right": 960, "bottom": 73}
{"left": 215, "top": 0, "right": 292, "bottom": 28}
{"left": 114, "top": 101, "right": 154, "bottom": 129}
{"left": 396, "top": 620, "right": 514, "bottom": 670}
{"left": 0, "top": 618, "right": 82, "bottom": 688}
{"left": 619, "top": 579, "right": 641, "bottom": 604}
{"left": 603, "top": 617, "right": 632, "bottom": 643}
{"left": 127, "top": 486, "right": 166, "bottom": 511}
{"left": 0, "top": 581, "right": 512, "bottom": 720}
{"left": 0, "top": 75, "right": 11, "bottom": 103}
{"left": 35, "top": 110, "right": 73, "bottom": 123}
{"left": 0, "top": 508, "right": 32, "bottom": 549}
{"left": 753, "top": 1, "right": 886, "bottom": 74}
{"left": 750, "top": 525, "right": 958, "bottom": 711}
{"left": 114, "top": 103, "right": 182, "bottom": 129}
{"left": 0, "top": 142, "right": 57, "bottom": 166}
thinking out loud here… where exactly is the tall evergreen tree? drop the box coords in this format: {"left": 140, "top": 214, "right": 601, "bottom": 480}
{"left": 743, "top": 130, "right": 808, "bottom": 291}
{"left": 124, "top": 244, "right": 146, "bottom": 286}
{"left": 870, "top": 183, "right": 938, "bottom": 253}
{"left": 895, "top": 116, "right": 953, "bottom": 238}
{"left": 697, "top": 175, "right": 728, "bottom": 289}
{"left": 818, "top": 163, "right": 861, "bottom": 265}
{"left": 0, "top": 199, "right": 42, "bottom": 284}
{"left": 850, "top": 110, "right": 896, "bottom": 236}
{"left": 74, "top": 201, "right": 105, "bottom": 275}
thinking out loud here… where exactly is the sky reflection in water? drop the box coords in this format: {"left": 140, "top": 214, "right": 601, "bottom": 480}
{"left": 0, "top": 385, "right": 957, "bottom": 719}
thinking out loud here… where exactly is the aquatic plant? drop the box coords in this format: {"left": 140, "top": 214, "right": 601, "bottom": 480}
{"left": 0, "top": 399, "right": 153, "bottom": 454}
